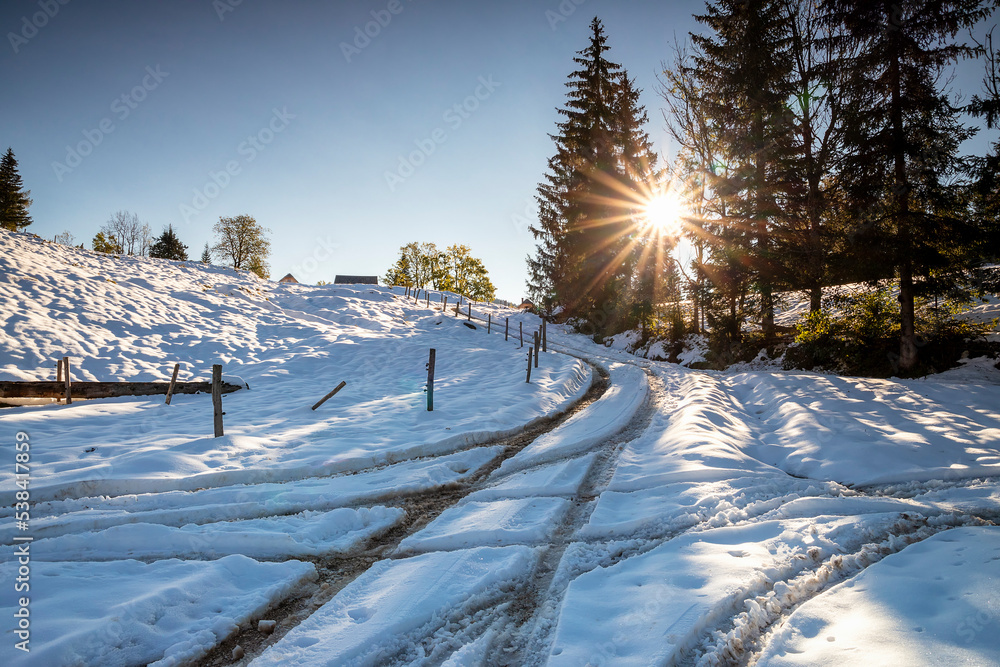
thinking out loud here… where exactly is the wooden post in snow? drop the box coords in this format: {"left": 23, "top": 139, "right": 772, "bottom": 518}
{"left": 487, "top": 313, "right": 491, "bottom": 334}
{"left": 426, "top": 292, "right": 430, "bottom": 307}
{"left": 443, "top": 296, "right": 448, "bottom": 313}
{"left": 426, "top": 348, "right": 436, "bottom": 411}
{"left": 519, "top": 322, "right": 523, "bottom": 348}
{"left": 63, "top": 356, "right": 71, "bottom": 405}
{"left": 56, "top": 358, "right": 63, "bottom": 383}
{"left": 467, "top": 303, "right": 472, "bottom": 321}
{"left": 165, "top": 363, "right": 180, "bottom": 405}
{"left": 312, "top": 380, "right": 347, "bottom": 411}
{"left": 534, "top": 331, "right": 540, "bottom": 368}
{"left": 542, "top": 320, "right": 547, "bottom": 352}
{"left": 526, "top": 348, "right": 533, "bottom": 383}
{"left": 505, "top": 318, "right": 509, "bottom": 341}
{"left": 212, "top": 364, "right": 224, "bottom": 437}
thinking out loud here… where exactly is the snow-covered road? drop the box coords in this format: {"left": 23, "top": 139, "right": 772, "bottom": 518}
{"left": 2, "top": 230, "right": 999, "bottom": 666}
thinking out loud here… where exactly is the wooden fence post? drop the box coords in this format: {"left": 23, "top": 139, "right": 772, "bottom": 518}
{"left": 63, "top": 356, "right": 71, "bottom": 405}
{"left": 426, "top": 348, "right": 436, "bottom": 411}
{"left": 526, "top": 348, "right": 533, "bottom": 383}
{"left": 426, "top": 292, "right": 430, "bottom": 307}
{"left": 467, "top": 303, "right": 471, "bottom": 321}
{"left": 312, "top": 380, "right": 347, "bottom": 411}
{"left": 543, "top": 320, "right": 547, "bottom": 352}
{"left": 505, "top": 318, "right": 509, "bottom": 341}
{"left": 487, "top": 313, "right": 491, "bottom": 334}
{"left": 519, "top": 322, "right": 523, "bottom": 348}
{"left": 443, "top": 296, "right": 448, "bottom": 313}
{"left": 534, "top": 331, "right": 540, "bottom": 368}
{"left": 56, "top": 358, "right": 63, "bottom": 383}
{"left": 212, "top": 364, "right": 224, "bottom": 437}
{"left": 165, "top": 363, "right": 180, "bottom": 405}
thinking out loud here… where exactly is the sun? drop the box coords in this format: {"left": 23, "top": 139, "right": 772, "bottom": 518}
{"left": 641, "top": 192, "right": 684, "bottom": 236}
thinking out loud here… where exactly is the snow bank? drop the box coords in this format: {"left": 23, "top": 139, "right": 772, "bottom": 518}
{"left": 499, "top": 363, "right": 648, "bottom": 474}
{"left": 729, "top": 371, "right": 1000, "bottom": 486}
{"left": 397, "top": 497, "right": 571, "bottom": 553}
{"left": 0, "top": 555, "right": 316, "bottom": 667}
{"left": 757, "top": 526, "right": 1000, "bottom": 667}
{"left": 31, "top": 506, "right": 404, "bottom": 561}
{"left": 2, "top": 446, "right": 500, "bottom": 542}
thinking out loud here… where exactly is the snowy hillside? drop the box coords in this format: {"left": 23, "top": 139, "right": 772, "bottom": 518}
{"left": 1, "top": 229, "right": 999, "bottom": 666}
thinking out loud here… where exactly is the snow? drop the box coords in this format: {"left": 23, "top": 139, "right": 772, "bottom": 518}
{"left": 757, "top": 526, "right": 1000, "bottom": 667}
{"left": 499, "top": 362, "right": 648, "bottom": 474}
{"left": 2, "top": 230, "right": 1000, "bottom": 665}
{"left": 0, "top": 232, "right": 590, "bottom": 501}
{"left": 0, "top": 555, "right": 316, "bottom": 667}
{"left": 397, "top": 497, "right": 572, "bottom": 554}
{"left": 728, "top": 369, "right": 1000, "bottom": 485}
{"left": 4, "top": 446, "right": 500, "bottom": 542}
{"left": 30, "top": 506, "right": 405, "bottom": 561}
{"left": 469, "top": 453, "right": 595, "bottom": 501}
{"left": 250, "top": 546, "right": 537, "bottom": 666}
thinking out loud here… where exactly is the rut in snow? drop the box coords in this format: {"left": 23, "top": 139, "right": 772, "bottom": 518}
{"left": 197, "top": 364, "right": 611, "bottom": 667}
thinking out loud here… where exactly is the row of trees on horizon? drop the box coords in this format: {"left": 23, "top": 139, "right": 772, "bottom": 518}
{"left": 385, "top": 242, "right": 498, "bottom": 302}
{"left": 527, "top": 2, "right": 1000, "bottom": 372}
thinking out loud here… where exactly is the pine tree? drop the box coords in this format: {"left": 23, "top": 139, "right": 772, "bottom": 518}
{"left": 149, "top": 224, "right": 189, "bottom": 261}
{"left": 92, "top": 231, "right": 122, "bottom": 254}
{"left": 0, "top": 148, "right": 33, "bottom": 232}
{"left": 200, "top": 243, "right": 212, "bottom": 264}
{"left": 823, "top": 0, "right": 991, "bottom": 371}
{"left": 692, "top": 0, "right": 797, "bottom": 339}
{"left": 528, "top": 17, "right": 659, "bottom": 334}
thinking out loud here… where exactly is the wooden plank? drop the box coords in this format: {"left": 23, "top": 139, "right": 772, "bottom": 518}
{"left": 0, "top": 381, "right": 243, "bottom": 400}
{"left": 164, "top": 363, "right": 180, "bottom": 405}
{"left": 312, "top": 380, "right": 347, "bottom": 411}
{"left": 212, "top": 364, "right": 224, "bottom": 437}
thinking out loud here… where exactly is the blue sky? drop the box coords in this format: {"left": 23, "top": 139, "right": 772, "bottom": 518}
{"left": 2, "top": 0, "right": 995, "bottom": 300}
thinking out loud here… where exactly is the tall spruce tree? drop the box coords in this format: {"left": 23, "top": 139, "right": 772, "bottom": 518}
{"left": 200, "top": 243, "right": 212, "bottom": 264}
{"left": 149, "top": 224, "right": 189, "bottom": 261}
{"left": 822, "top": 0, "right": 991, "bottom": 371}
{"left": 527, "top": 17, "right": 658, "bottom": 334}
{"left": 691, "top": 0, "right": 796, "bottom": 339}
{"left": 0, "top": 148, "right": 33, "bottom": 232}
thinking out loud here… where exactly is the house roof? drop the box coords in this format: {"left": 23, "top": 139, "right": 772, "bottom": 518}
{"left": 279, "top": 273, "right": 298, "bottom": 283}
{"left": 334, "top": 275, "right": 378, "bottom": 285}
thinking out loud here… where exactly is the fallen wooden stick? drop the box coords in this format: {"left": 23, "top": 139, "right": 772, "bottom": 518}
{"left": 312, "top": 380, "right": 347, "bottom": 411}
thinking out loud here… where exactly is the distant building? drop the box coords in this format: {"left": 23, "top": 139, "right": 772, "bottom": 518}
{"left": 334, "top": 275, "right": 378, "bottom": 285}
{"left": 279, "top": 273, "right": 299, "bottom": 284}
{"left": 518, "top": 299, "right": 535, "bottom": 311}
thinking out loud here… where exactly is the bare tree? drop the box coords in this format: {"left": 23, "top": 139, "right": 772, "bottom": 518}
{"left": 100, "top": 210, "right": 152, "bottom": 256}
{"left": 53, "top": 230, "right": 75, "bottom": 246}
{"left": 211, "top": 214, "right": 271, "bottom": 278}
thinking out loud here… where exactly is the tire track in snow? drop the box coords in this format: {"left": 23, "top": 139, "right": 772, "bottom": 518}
{"left": 477, "top": 368, "right": 662, "bottom": 667}
{"left": 197, "top": 365, "right": 611, "bottom": 667}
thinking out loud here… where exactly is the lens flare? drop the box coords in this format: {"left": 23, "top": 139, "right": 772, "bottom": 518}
{"left": 642, "top": 193, "right": 684, "bottom": 236}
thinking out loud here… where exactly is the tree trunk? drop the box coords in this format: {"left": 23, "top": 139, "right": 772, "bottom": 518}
{"left": 889, "top": 35, "right": 917, "bottom": 371}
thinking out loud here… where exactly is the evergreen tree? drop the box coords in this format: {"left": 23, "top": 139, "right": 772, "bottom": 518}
{"left": 528, "top": 18, "right": 659, "bottom": 334}
{"left": 822, "top": 0, "right": 991, "bottom": 371}
{"left": 92, "top": 231, "right": 122, "bottom": 254}
{"left": 200, "top": 243, "right": 212, "bottom": 264}
{"left": 692, "top": 0, "right": 797, "bottom": 339}
{"left": 0, "top": 148, "right": 33, "bottom": 232}
{"left": 149, "top": 224, "right": 189, "bottom": 261}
